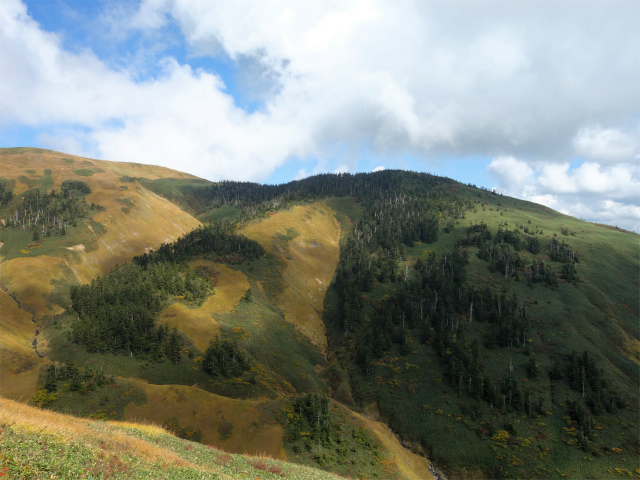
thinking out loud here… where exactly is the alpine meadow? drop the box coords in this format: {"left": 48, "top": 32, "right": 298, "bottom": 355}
{"left": 0, "top": 147, "right": 637, "bottom": 479}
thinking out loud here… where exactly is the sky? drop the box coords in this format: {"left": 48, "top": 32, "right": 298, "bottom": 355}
{"left": 0, "top": 0, "right": 639, "bottom": 231}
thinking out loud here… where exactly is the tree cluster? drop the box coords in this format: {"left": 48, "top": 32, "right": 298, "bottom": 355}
{"left": 0, "top": 181, "right": 14, "bottom": 206}
{"left": 202, "top": 335, "right": 248, "bottom": 377}
{"left": 0, "top": 181, "right": 99, "bottom": 239}
{"left": 70, "top": 262, "right": 209, "bottom": 357}
{"left": 133, "top": 224, "right": 264, "bottom": 267}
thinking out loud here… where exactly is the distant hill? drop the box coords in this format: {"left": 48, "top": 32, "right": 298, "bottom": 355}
{"left": 0, "top": 147, "right": 637, "bottom": 479}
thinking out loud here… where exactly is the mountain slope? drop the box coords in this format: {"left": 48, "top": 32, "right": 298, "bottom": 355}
{"left": 1, "top": 149, "right": 637, "bottom": 479}
{"left": 0, "top": 149, "right": 434, "bottom": 480}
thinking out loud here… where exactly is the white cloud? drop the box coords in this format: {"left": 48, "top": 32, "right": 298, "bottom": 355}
{"left": 573, "top": 126, "right": 638, "bottom": 162}
{"left": 1, "top": 0, "right": 639, "bottom": 228}
{"left": 372, "top": 165, "right": 385, "bottom": 172}
{"left": 488, "top": 157, "right": 640, "bottom": 231}
{"left": 486, "top": 156, "right": 534, "bottom": 187}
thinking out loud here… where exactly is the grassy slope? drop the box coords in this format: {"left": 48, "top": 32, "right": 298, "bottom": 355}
{"left": 0, "top": 149, "right": 204, "bottom": 398}
{"left": 455, "top": 184, "right": 639, "bottom": 376}
{"left": 0, "top": 291, "right": 40, "bottom": 402}
{"left": 0, "top": 396, "right": 345, "bottom": 480}
{"left": 4, "top": 152, "right": 635, "bottom": 479}
{"left": 241, "top": 202, "right": 342, "bottom": 353}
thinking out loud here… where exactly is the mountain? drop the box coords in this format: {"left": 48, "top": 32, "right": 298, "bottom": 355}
{"left": 0, "top": 147, "right": 637, "bottom": 479}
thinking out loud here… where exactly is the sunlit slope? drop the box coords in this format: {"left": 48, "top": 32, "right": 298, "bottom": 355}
{"left": 453, "top": 184, "right": 639, "bottom": 371}
{"left": 159, "top": 262, "right": 248, "bottom": 352}
{"left": 241, "top": 202, "right": 341, "bottom": 352}
{"left": 0, "top": 148, "right": 202, "bottom": 318}
{"left": 0, "top": 291, "right": 42, "bottom": 401}
{"left": 0, "top": 148, "right": 204, "bottom": 401}
{"left": 0, "top": 396, "right": 345, "bottom": 480}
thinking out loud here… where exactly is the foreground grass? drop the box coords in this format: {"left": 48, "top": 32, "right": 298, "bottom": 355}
{"left": 0, "top": 396, "right": 346, "bottom": 479}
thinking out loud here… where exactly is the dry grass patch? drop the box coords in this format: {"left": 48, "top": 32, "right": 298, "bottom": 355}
{"left": 75, "top": 175, "right": 201, "bottom": 279}
{"left": 0, "top": 150, "right": 202, "bottom": 318}
{"left": 0, "top": 352, "right": 40, "bottom": 402}
{"left": 160, "top": 262, "right": 248, "bottom": 352}
{"left": 124, "top": 380, "right": 287, "bottom": 459}
{"left": 0, "top": 292, "right": 42, "bottom": 400}
{"left": 242, "top": 202, "right": 341, "bottom": 352}
{"left": 95, "top": 159, "right": 201, "bottom": 181}
{"left": 0, "top": 396, "right": 192, "bottom": 468}
{"left": 0, "top": 255, "right": 70, "bottom": 320}
{"left": 0, "top": 291, "right": 36, "bottom": 354}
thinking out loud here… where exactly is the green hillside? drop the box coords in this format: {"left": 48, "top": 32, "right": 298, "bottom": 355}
{"left": 1, "top": 148, "right": 637, "bottom": 479}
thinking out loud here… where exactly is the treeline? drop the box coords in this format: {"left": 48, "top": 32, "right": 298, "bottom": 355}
{"left": 208, "top": 170, "right": 468, "bottom": 225}
{"left": 0, "top": 180, "right": 100, "bottom": 238}
{"left": 42, "top": 362, "right": 110, "bottom": 394}
{"left": 133, "top": 224, "right": 264, "bottom": 267}
{"left": 70, "top": 262, "right": 210, "bottom": 357}
{"left": 70, "top": 223, "right": 263, "bottom": 361}
{"left": 284, "top": 393, "right": 334, "bottom": 447}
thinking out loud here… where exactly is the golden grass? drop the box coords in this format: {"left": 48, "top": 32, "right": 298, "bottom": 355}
{"left": 90, "top": 159, "right": 201, "bottom": 181}
{"left": 0, "top": 150, "right": 202, "bottom": 322}
{"left": 0, "top": 354, "right": 40, "bottom": 402}
{"left": 76, "top": 175, "right": 201, "bottom": 279}
{"left": 0, "top": 396, "right": 193, "bottom": 468}
{"left": 1, "top": 255, "right": 70, "bottom": 321}
{"left": 160, "top": 262, "right": 248, "bottom": 352}
{"left": 0, "top": 291, "right": 36, "bottom": 354}
{"left": 241, "top": 202, "right": 341, "bottom": 352}
{"left": 108, "top": 419, "right": 169, "bottom": 437}
{"left": 0, "top": 291, "right": 43, "bottom": 401}
{"left": 351, "top": 411, "right": 434, "bottom": 480}
{"left": 124, "top": 380, "right": 287, "bottom": 459}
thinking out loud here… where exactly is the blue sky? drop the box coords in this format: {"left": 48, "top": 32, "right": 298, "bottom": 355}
{"left": 1, "top": 0, "right": 638, "bottom": 230}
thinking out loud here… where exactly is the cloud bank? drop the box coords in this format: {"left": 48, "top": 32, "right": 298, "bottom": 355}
{"left": 0, "top": 0, "right": 638, "bottom": 229}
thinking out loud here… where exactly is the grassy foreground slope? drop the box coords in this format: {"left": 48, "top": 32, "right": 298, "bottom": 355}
{"left": 0, "top": 396, "right": 345, "bottom": 480}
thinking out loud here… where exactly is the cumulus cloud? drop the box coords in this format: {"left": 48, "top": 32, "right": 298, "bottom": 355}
{"left": 573, "top": 126, "right": 638, "bottom": 162}
{"left": 372, "top": 166, "right": 385, "bottom": 172}
{"left": 487, "top": 157, "right": 640, "bottom": 231}
{"left": 486, "top": 156, "right": 534, "bottom": 188}
{"left": 0, "top": 0, "right": 638, "bottom": 227}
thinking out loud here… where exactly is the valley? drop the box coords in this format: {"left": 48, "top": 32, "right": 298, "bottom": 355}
{"left": 0, "top": 147, "right": 638, "bottom": 479}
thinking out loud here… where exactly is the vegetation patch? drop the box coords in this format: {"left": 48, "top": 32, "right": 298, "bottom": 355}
{"left": 281, "top": 393, "right": 401, "bottom": 479}
{"left": 1, "top": 396, "right": 345, "bottom": 479}
{"left": 72, "top": 168, "right": 96, "bottom": 176}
